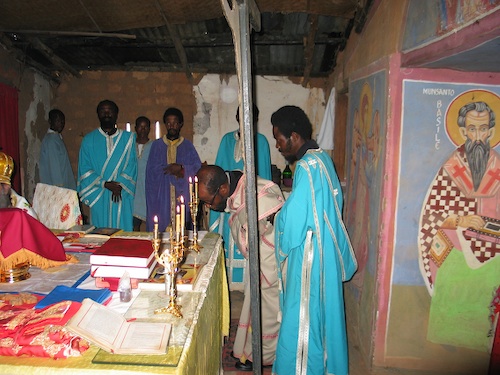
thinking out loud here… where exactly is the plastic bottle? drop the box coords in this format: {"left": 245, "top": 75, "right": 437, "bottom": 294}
{"left": 118, "top": 271, "right": 132, "bottom": 302}
{"left": 282, "top": 163, "right": 293, "bottom": 187}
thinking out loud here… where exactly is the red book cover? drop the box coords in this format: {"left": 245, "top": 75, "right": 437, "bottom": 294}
{"left": 89, "top": 238, "right": 154, "bottom": 267}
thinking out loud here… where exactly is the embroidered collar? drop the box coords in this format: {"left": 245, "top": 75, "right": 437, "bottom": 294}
{"left": 296, "top": 139, "right": 319, "bottom": 159}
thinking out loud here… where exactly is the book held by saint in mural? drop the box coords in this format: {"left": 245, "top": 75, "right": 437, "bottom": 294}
{"left": 90, "top": 238, "right": 155, "bottom": 267}
{"left": 66, "top": 298, "right": 171, "bottom": 355}
{"left": 464, "top": 216, "right": 500, "bottom": 242}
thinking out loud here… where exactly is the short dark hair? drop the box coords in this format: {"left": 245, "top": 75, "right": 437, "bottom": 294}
{"left": 96, "top": 100, "right": 119, "bottom": 114}
{"left": 163, "top": 107, "right": 184, "bottom": 124}
{"left": 236, "top": 104, "right": 259, "bottom": 123}
{"left": 196, "top": 165, "right": 227, "bottom": 195}
{"left": 49, "top": 109, "right": 64, "bottom": 122}
{"left": 135, "top": 116, "right": 151, "bottom": 127}
{"left": 271, "top": 105, "right": 312, "bottom": 140}
{"left": 457, "top": 101, "right": 495, "bottom": 129}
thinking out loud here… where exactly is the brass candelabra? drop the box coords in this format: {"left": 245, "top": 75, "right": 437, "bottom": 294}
{"left": 152, "top": 227, "right": 186, "bottom": 318}
{"left": 149, "top": 177, "right": 201, "bottom": 318}
{"left": 188, "top": 196, "right": 202, "bottom": 252}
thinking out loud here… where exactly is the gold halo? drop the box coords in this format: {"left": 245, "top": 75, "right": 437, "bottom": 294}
{"left": 445, "top": 90, "right": 500, "bottom": 148}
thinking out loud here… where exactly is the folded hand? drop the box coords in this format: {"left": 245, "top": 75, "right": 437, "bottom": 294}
{"left": 164, "top": 163, "right": 184, "bottom": 178}
{"left": 104, "top": 181, "right": 122, "bottom": 202}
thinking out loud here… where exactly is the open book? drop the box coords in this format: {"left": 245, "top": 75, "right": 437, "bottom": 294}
{"left": 65, "top": 224, "right": 96, "bottom": 234}
{"left": 66, "top": 298, "right": 171, "bottom": 355}
{"left": 88, "top": 227, "right": 122, "bottom": 236}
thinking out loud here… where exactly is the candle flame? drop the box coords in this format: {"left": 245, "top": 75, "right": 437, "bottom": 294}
{"left": 154, "top": 215, "right": 158, "bottom": 223}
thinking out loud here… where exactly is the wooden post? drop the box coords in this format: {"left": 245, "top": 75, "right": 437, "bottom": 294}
{"left": 221, "top": 0, "right": 262, "bottom": 373}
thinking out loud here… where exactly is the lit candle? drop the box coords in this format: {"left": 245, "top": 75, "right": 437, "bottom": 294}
{"left": 155, "top": 121, "right": 160, "bottom": 139}
{"left": 180, "top": 195, "right": 185, "bottom": 237}
{"left": 153, "top": 215, "right": 158, "bottom": 240}
{"left": 126, "top": 122, "right": 131, "bottom": 132}
{"left": 194, "top": 176, "right": 198, "bottom": 201}
{"left": 189, "top": 177, "right": 193, "bottom": 201}
{"left": 175, "top": 205, "right": 181, "bottom": 237}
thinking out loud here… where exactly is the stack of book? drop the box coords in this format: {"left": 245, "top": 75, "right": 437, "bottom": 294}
{"left": 89, "top": 238, "right": 157, "bottom": 290}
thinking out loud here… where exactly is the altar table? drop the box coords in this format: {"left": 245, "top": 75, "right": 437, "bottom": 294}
{"left": 0, "top": 232, "right": 229, "bottom": 375}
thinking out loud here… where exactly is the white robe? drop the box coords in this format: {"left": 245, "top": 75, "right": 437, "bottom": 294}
{"left": 227, "top": 175, "right": 285, "bottom": 365}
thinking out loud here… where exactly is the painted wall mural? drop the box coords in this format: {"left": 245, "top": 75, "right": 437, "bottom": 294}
{"left": 398, "top": 81, "right": 500, "bottom": 352}
{"left": 403, "top": 0, "right": 499, "bottom": 51}
{"left": 437, "top": 0, "right": 498, "bottom": 33}
{"left": 345, "top": 71, "right": 386, "bottom": 291}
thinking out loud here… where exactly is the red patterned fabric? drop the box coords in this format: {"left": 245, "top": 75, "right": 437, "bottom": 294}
{"left": 0, "top": 299, "right": 89, "bottom": 358}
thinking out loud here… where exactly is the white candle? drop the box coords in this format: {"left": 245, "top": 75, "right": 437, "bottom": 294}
{"left": 189, "top": 177, "right": 193, "bottom": 201}
{"left": 194, "top": 176, "right": 198, "bottom": 200}
{"left": 153, "top": 215, "right": 158, "bottom": 240}
{"left": 126, "top": 122, "right": 131, "bottom": 132}
{"left": 180, "top": 196, "right": 185, "bottom": 237}
{"left": 175, "top": 205, "right": 181, "bottom": 236}
{"left": 155, "top": 121, "right": 160, "bottom": 139}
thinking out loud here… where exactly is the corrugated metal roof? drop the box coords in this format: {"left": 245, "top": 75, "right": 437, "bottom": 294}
{"left": 0, "top": 0, "right": 368, "bottom": 82}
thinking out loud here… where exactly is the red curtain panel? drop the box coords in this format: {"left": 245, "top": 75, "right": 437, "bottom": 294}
{"left": 0, "top": 82, "right": 20, "bottom": 192}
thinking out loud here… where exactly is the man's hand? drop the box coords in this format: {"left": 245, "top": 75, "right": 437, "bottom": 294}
{"left": 164, "top": 163, "right": 184, "bottom": 178}
{"left": 104, "top": 181, "right": 122, "bottom": 203}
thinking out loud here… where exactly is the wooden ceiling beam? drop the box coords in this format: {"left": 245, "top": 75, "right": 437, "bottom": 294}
{"left": 78, "top": 0, "right": 102, "bottom": 33}
{"left": 0, "top": 33, "right": 61, "bottom": 83}
{"left": 92, "top": 63, "right": 227, "bottom": 73}
{"left": 302, "top": 14, "right": 318, "bottom": 87}
{"left": 27, "top": 37, "right": 81, "bottom": 77}
{"left": 0, "top": 30, "right": 136, "bottom": 40}
{"left": 33, "top": 32, "right": 341, "bottom": 48}
{"left": 154, "top": 0, "right": 193, "bottom": 83}
{"left": 354, "top": 0, "right": 374, "bottom": 33}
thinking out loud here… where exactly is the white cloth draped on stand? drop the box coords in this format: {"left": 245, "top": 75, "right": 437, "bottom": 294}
{"left": 317, "top": 87, "right": 335, "bottom": 150}
{"left": 33, "top": 183, "right": 82, "bottom": 229}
